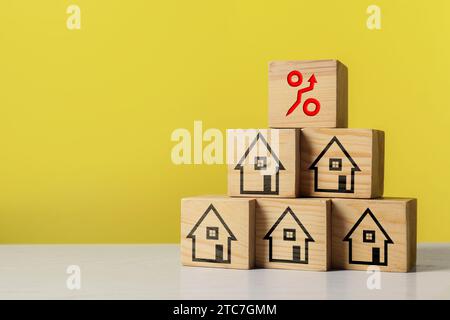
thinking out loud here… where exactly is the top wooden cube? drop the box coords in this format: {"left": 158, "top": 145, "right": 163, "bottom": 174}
{"left": 269, "top": 60, "right": 348, "bottom": 128}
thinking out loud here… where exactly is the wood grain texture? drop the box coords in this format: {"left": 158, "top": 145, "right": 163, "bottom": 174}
{"left": 181, "top": 196, "right": 255, "bottom": 269}
{"left": 268, "top": 60, "right": 347, "bottom": 128}
{"left": 300, "top": 128, "right": 384, "bottom": 198}
{"left": 255, "top": 198, "right": 331, "bottom": 271}
{"left": 331, "top": 198, "right": 417, "bottom": 272}
{"left": 406, "top": 199, "right": 417, "bottom": 271}
{"left": 371, "top": 130, "right": 385, "bottom": 197}
{"left": 336, "top": 62, "right": 348, "bottom": 128}
{"left": 227, "top": 129, "right": 300, "bottom": 198}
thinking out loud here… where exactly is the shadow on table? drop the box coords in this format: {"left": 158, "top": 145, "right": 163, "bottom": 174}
{"left": 416, "top": 245, "right": 450, "bottom": 272}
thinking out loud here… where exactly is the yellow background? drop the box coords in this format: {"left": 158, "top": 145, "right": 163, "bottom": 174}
{"left": 0, "top": 0, "right": 448, "bottom": 243}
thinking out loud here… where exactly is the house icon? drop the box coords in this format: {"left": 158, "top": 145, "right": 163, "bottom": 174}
{"left": 263, "top": 207, "right": 315, "bottom": 264}
{"left": 309, "top": 136, "right": 361, "bottom": 193}
{"left": 187, "top": 204, "right": 237, "bottom": 264}
{"left": 343, "top": 208, "right": 394, "bottom": 266}
{"left": 234, "top": 132, "right": 285, "bottom": 195}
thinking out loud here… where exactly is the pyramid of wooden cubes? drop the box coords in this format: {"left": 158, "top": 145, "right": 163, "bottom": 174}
{"left": 181, "top": 60, "right": 417, "bottom": 272}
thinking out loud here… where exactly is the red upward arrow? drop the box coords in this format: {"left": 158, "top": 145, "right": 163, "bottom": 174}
{"left": 300, "top": 74, "right": 317, "bottom": 93}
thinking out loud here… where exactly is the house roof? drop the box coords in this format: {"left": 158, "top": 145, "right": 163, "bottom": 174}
{"left": 234, "top": 132, "right": 285, "bottom": 170}
{"left": 343, "top": 208, "right": 394, "bottom": 243}
{"left": 263, "top": 207, "right": 314, "bottom": 242}
{"left": 186, "top": 204, "right": 237, "bottom": 240}
{"left": 309, "top": 136, "right": 361, "bottom": 171}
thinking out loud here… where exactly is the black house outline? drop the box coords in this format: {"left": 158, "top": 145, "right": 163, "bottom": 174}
{"left": 234, "top": 132, "right": 286, "bottom": 195}
{"left": 187, "top": 204, "right": 237, "bottom": 264}
{"left": 263, "top": 207, "right": 315, "bottom": 264}
{"left": 343, "top": 208, "right": 394, "bottom": 266}
{"left": 309, "top": 136, "right": 361, "bottom": 193}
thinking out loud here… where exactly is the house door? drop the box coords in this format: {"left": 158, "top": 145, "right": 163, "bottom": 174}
{"left": 338, "top": 175, "right": 347, "bottom": 191}
{"left": 293, "top": 246, "right": 301, "bottom": 262}
{"left": 372, "top": 247, "right": 380, "bottom": 264}
{"left": 263, "top": 175, "right": 272, "bottom": 192}
{"left": 215, "top": 244, "right": 224, "bottom": 262}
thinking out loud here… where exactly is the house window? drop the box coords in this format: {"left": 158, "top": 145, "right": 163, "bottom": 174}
{"left": 283, "top": 228, "right": 296, "bottom": 241}
{"left": 363, "top": 230, "right": 376, "bottom": 243}
{"left": 254, "top": 156, "right": 267, "bottom": 170}
{"left": 206, "top": 227, "right": 219, "bottom": 240}
{"left": 329, "top": 158, "right": 342, "bottom": 171}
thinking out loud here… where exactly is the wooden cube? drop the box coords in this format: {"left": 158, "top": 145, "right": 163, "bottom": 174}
{"left": 332, "top": 198, "right": 417, "bottom": 272}
{"left": 181, "top": 196, "right": 255, "bottom": 269}
{"left": 300, "top": 128, "right": 384, "bottom": 198}
{"left": 227, "top": 129, "right": 300, "bottom": 197}
{"left": 255, "top": 198, "right": 331, "bottom": 271}
{"left": 269, "top": 60, "right": 348, "bottom": 128}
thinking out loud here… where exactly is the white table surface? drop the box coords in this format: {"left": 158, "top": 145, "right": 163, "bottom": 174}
{"left": 0, "top": 243, "right": 449, "bottom": 300}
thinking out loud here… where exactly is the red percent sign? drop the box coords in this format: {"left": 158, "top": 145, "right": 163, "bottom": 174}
{"left": 286, "top": 70, "right": 321, "bottom": 117}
